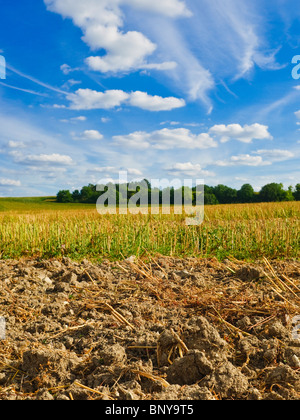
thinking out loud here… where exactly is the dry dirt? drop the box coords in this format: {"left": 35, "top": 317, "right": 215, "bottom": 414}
{"left": 0, "top": 255, "right": 300, "bottom": 400}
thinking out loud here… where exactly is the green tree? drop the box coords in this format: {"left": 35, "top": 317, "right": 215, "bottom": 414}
{"left": 56, "top": 190, "right": 73, "bottom": 203}
{"left": 80, "top": 184, "right": 97, "bottom": 203}
{"left": 213, "top": 184, "right": 237, "bottom": 204}
{"left": 237, "top": 184, "right": 254, "bottom": 203}
{"left": 72, "top": 189, "right": 81, "bottom": 202}
{"left": 258, "top": 183, "right": 287, "bottom": 202}
{"left": 293, "top": 184, "right": 300, "bottom": 201}
{"left": 204, "top": 193, "right": 219, "bottom": 205}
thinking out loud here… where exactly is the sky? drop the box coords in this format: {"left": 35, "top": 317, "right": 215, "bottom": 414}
{"left": 0, "top": 0, "right": 300, "bottom": 197}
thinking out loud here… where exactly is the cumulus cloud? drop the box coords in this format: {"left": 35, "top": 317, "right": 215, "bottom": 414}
{"left": 17, "top": 153, "right": 74, "bottom": 166}
{"left": 75, "top": 130, "right": 104, "bottom": 141}
{"left": 92, "top": 166, "right": 142, "bottom": 176}
{"left": 253, "top": 149, "right": 295, "bottom": 162}
{"left": 0, "top": 178, "right": 21, "bottom": 187}
{"left": 45, "top": 0, "right": 189, "bottom": 73}
{"left": 66, "top": 89, "right": 129, "bottom": 110}
{"left": 209, "top": 123, "right": 273, "bottom": 143}
{"left": 7, "top": 141, "right": 26, "bottom": 149}
{"left": 216, "top": 154, "right": 271, "bottom": 167}
{"left": 166, "top": 162, "right": 215, "bottom": 177}
{"left": 63, "top": 88, "right": 186, "bottom": 111}
{"left": 113, "top": 131, "right": 150, "bottom": 150}
{"left": 113, "top": 127, "right": 218, "bottom": 150}
{"left": 129, "top": 91, "right": 185, "bottom": 111}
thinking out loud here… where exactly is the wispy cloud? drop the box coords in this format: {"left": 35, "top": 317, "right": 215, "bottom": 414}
{"left": 6, "top": 63, "right": 67, "bottom": 95}
{"left": 189, "top": 0, "right": 281, "bottom": 80}
{"left": 0, "top": 81, "right": 48, "bottom": 97}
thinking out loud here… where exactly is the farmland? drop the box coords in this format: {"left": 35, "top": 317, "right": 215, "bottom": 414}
{"left": 0, "top": 197, "right": 298, "bottom": 261}
{"left": 0, "top": 197, "right": 300, "bottom": 400}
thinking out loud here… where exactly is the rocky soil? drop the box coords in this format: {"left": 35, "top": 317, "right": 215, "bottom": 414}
{"left": 0, "top": 256, "right": 300, "bottom": 400}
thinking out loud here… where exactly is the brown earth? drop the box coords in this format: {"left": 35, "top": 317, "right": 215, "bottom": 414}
{"left": 0, "top": 255, "right": 300, "bottom": 400}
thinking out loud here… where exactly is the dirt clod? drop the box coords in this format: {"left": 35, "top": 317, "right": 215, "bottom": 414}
{"left": 0, "top": 257, "right": 299, "bottom": 400}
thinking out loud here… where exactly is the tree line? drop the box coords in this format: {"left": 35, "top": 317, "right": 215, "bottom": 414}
{"left": 57, "top": 181, "right": 300, "bottom": 205}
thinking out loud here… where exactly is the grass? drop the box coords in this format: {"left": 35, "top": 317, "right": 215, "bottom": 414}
{"left": 0, "top": 197, "right": 299, "bottom": 261}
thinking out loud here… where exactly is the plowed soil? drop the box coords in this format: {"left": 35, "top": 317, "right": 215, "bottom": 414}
{"left": 0, "top": 256, "right": 300, "bottom": 400}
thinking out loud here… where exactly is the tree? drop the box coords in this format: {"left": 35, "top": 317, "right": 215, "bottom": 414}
{"left": 258, "top": 183, "right": 287, "bottom": 202}
{"left": 237, "top": 184, "right": 254, "bottom": 203}
{"left": 72, "top": 189, "right": 81, "bottom": 202}
{"left": 56, "top": 190, "right": 73, "bottom": 203}
{"left": 203, "top": 185, "right": 218, "bottom": 205}
{"left": 204, "top": 193, "right": 219, "bottom": 205}
{"left": 284, "top": 186, "right": 295, "bottom": 202}
{"left": 213, "top": 184, "right": 237, "bottom": 204}
{"left": 294, "top": 184, "right": 300, "bottom": 201}
{"left": 80, "top": 185, "right": 98, "bottom": 203}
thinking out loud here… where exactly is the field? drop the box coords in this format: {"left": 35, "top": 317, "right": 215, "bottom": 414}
{"left": 0, "top": 197, "right": 299, "bottom": 261}
{"left": 0, "top": 198, "right": 300, "bottom": 400}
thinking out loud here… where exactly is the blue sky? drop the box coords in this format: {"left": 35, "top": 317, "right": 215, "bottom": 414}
{"left": 0, "top": 0, "right": 299, "bottom": 196}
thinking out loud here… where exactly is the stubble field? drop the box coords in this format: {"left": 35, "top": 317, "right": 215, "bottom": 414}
{"left": 0, "top": 198, "right": 299, "bottom": 400}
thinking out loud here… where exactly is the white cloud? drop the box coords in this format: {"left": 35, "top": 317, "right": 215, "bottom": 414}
{"left": 7, "top": 141, "right": 26, "bottom": 149}
{"left": 254, "top": 149, "right": 295, "bottom": 161}
{"left": 295, "top": 110, "right": 300, "bottom": 119}
{"left": 75, "top": 130, "right": 104, "bottom": 141}
{"left": 19, "top": 153, "right": 74, "bottom": 166}
{"left": 60, "top": 64, "right": 73, "bottom": 75}
{"left": 167, "top": 162, "right": 215, "bottom": 177}
{"left": 141, "top": 61, "right": 177, "bottom": 71}
{"left": 92, "top": 166, "right": 142, "bottom": 176}
{"left": 113, "top": 127, "right": 218, "bottom": 150}
{"left": 66, "top": 88, "right": 129, "bottom": 110}
{"left": 113, "top": 131, "right": 150, "bottom": 150}
{"left": 0, "top": 178, "right": 21, "bottom": 187}
{"left": 60, "top": 116, "right": 87, "bottom": 123}
{"left": 84, "top": 32, "right": 156, "bottom": 73}
{"left": 127, "top": 168, "right": 143, "bottom": 176}
{"left": 129, "top": 91, "right": 185, "bottom": 111}
{"left": 216, "top": 154, "right": 271, "bottom": 167}
{"left": 72, "top": 116, "right": 87, "bottom": 122}
{"left": 209, "top": 123, "right": 273, "bottom": 143}
{"left": 93, "top": 166, "right": 116, "bottom": 173}
{"left": 64, "top": 88, "right": 186, "bottom": 111}
{"left": 190, "top": 1, "right": 281, "bottom": 80}
{"left": 123, "top": 0, "right": 191, "bottom": 17}
{"left": 45, "top": 0, "right": 187, "bottom": 73}
{"left": 147, "top": 19, "right": 215, "bottom": 108}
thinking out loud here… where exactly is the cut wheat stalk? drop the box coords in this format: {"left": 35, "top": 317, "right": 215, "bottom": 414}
{"left": 73, "top": 381, "right": 114, "bottom": 400}
{"left": 131, "top": 369, "right": 169, "bottom": 388}
{"left": 263, "top": 257, "right": 300, "bottom": 302}
{"left": 281, "top": 274, "right": 300, "bottom": 294}
{"left": 212, "top": 306, "right": 252, "bottom": 337}
{"left": 47, "top": 322, "right": 95, "bottom": 340}
{"left": 102, "top": 302, "right": 135, "bottom": 330}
